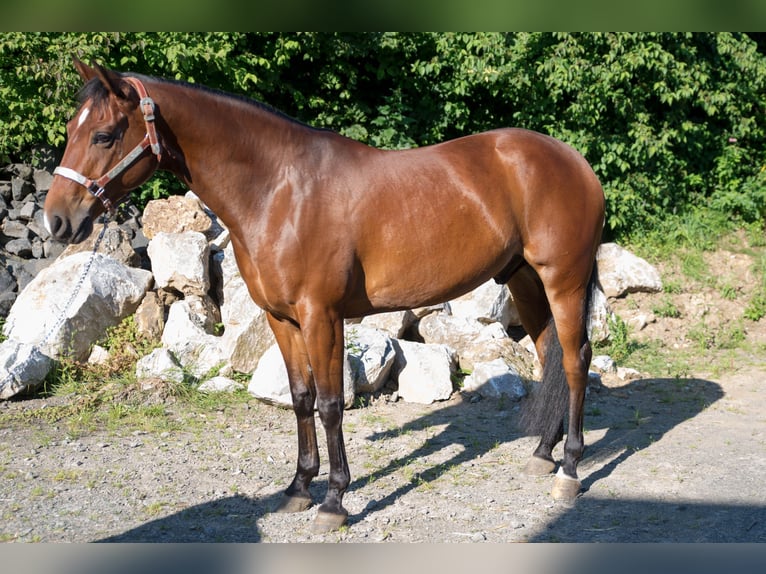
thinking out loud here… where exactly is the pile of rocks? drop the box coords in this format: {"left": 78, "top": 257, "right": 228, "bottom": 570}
{"left": 0, "top": 170, "right": 663, "bottom": 406}
{"left": 0, "top": 161, "right": 145, "bottom": 316}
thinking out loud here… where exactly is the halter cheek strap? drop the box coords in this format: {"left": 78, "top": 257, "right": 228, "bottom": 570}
{"left": 53, "top": 77, "right": 162, "bottom": 213}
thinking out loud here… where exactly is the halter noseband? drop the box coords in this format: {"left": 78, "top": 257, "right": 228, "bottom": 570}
{"left": 53, "top": 77, "right": 162, "bottom": 213}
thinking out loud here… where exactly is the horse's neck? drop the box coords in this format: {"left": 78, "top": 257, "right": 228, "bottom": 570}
{"left": 155, "top": 81, "right": 305, "bottom": 233}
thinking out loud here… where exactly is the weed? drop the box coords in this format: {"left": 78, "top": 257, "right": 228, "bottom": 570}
{"left": 144, "top": 502, "right": 170, "bottom": 517}
{"left": 52, "top": 469, "right": 81, "bottom": 482}
{"left": 594, "top": 314, "right": 636, "bottom": 363}
{"left": 719, "top": 283, "right": 739, "bottom": 301}
{"left": 680, "top": 251, "right": 709, "bottom": 284}
{"left": 688, "top": 320, "right": 746, "bottom": 351}
{"left": 743, "top": 251, "right": 766, "bottom": 321}
{"left": 745, "top": 292, "right": 766, "bottom": 321}
{"left": 662, "top": 278, "right": 684, "bottom": 295}
{"left": 652, "top": 296, "right": 682, "bottom": 319}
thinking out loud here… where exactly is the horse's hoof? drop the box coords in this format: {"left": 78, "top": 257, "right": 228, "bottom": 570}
{"left": 523, "top": 456, "right": 556, "bottom": 476}
{"left": 275, "top": 494, "right": 313, "bottom": 513}
{"left": 551, "top": 469, "right": 581, "bottom": 503}
{"left": 311, "top": 509, "right": 349, "bottom": 534}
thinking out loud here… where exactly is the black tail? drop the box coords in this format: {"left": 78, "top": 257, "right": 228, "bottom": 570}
{"left": 519, "top": 319, "right": 569, "bottom": 436}
{"left": 520, "top": 262, "right": 599, "bottom": 437}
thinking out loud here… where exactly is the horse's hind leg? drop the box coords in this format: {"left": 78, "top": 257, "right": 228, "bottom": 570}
{"left": 542, "top": 279, "right": 593, "bottom": 502}
{"left": 267, "top": 313, "right": 319, "bottom": 514}
{"left": 507, "top": 263, "right": 564, "bottom": 475}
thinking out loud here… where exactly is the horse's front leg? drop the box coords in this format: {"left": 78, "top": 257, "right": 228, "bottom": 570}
{"left": 299, "top": 305, "right": 350, "bottom": 533}
{"left": 267, "top": 314, "right": 319, "bottom": 514}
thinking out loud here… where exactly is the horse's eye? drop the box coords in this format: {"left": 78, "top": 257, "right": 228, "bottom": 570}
{"left": 92, "top": 132, "right": 115, "bottom": 146}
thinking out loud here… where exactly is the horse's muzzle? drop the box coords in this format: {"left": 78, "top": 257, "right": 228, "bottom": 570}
{"left": 44, "top": 210, "right": 93, "bottom": 245}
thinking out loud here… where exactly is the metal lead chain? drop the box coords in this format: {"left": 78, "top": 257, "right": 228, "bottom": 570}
{"left": 37, "top": 216, "right": 110, "bottom": 351}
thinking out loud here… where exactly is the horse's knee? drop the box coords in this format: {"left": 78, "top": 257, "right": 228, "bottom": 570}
{"left": 291, "top": 387, "right": 316, "bottom": 417}
{"left": 316, "top": 394, "right": 344, "bottom": 427}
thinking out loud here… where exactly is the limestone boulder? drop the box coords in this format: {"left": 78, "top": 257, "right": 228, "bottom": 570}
{"left": 597, "top": 242, "right": 662, "bottom": 298}
{"left": 3, "top": 252, "right": 152, "bottom": 361}
{"left": 141, "top": 194, "right": 216, "bottom": 240}
{"left": 147, "top": 231, "right": 210, "bottom": 296}
{"left": 392, "top": 340, "right": 456, "bottom": 404}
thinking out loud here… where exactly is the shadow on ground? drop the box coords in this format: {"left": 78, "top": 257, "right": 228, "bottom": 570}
{"left": 93, "top": 376, "right": 764, "bottom": 543}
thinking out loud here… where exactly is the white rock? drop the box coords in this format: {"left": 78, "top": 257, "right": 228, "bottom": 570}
{"left": 0, "top": 341, "right": 53, "bottom": 399}
{"left": 597, "top": 243, "right": 662, "bottom": 298}
{"left": 448, "top": 280, "right": 516, "bottom": 328}
{"left": 248, "top": 345, "right": 291, "bottom": 407}
{"left": 3, "top": 252, "right": 152, "bottom": 361}
{"left": 248, "top": 344, "right": 355, "bottom": 409}
{"left": 392, "top": 340, "right": 456, "bottom": 404}
{"left": 418, "top": 313, "right": 484, "bottom": 351}
{"left": 617, "top": 366, "right": 642, "bottom": 381}
{"left": 87, "top": 344, "right": 110, "bottom": 365}
{"left": 360, "top": 310, "right": 416, "bottom": 338}
{"left": 135, "top": 348, "right": 185, "bottom": 384}
{"left": 588, "top": 284, "right": 613, "bottom": 344}
{"left": 345, "top": 325, "right": 396, "bottom": 393}
{"left": 147, "top": 231, "right": 210, "bottom": 296}
{"left": 198, "top": 376, "right": 244, "bottom": 393}
{"left": 161, "top": 299, "right": 227, "bottom": 379}
{"left": 591, "top": 354, "right": 616, "bottom": 373}
{"left": 216, "top": 243, "right": 275, "bottom": 373}
{"left": 462, "top": 358, "right": 526, "bottom": 400}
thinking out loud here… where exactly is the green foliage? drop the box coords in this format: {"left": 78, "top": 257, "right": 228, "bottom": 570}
{"left": 596, "top": 314, "right": 636, "bottom": 363}
{"left": 652, "top": 297, "right": 682, "bottom": 319}
{"left": 745, "top": 252, "right": 766, "bottom": 321}
{"left": 2, "top": 32, "right": 766, "bottom": 239}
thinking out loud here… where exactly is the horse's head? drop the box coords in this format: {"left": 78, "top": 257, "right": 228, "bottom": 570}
{"left": 44, "top": 59, "right": 162, "bottom": 244}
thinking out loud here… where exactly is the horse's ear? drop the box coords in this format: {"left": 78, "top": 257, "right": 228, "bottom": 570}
{"left": 91, "top": 62, "right": 128, "bottom": 99}
{"left": 73, "top": 57, "right": 96, "bottom": 82}
{"left": 72, "top": 58, "right": 127, "bottom": 99}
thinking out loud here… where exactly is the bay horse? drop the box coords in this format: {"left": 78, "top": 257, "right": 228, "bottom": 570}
{"left": 44, "top": 59, "right": 605, "bottom": 533}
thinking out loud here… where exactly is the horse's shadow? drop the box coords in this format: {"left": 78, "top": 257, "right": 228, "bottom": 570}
{"left": 96, "top": 376, "right": 723, "bottom": 543}
{"left": 346, "top": 375, "right": 725, "bottom": 524}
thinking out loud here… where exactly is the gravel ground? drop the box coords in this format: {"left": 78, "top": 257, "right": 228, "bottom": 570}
{"left": 1, "top": 360, "right": 764, "bottom": 543}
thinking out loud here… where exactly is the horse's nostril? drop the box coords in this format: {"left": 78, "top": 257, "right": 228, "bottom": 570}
{"left": 52, "top": 216, "right": 63, "bottom": 235}
{"left": 44, "top": 212, "right": 69, "bottom": 241}
{"left": 44, "top": 211, "right": 57, "bottom": 236}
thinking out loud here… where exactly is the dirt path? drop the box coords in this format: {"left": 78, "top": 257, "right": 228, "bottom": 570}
{"left": 1, "top": 358, "right": 764, "bottom": 543}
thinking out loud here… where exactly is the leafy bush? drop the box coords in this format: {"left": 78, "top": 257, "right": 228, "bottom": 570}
{"left": 2, "top": 32, "right": 765, "bottom": 240}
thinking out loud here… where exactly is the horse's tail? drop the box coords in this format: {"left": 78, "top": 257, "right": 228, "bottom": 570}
{"left": 520, "top": 262, "right": 599, "bottom": 437}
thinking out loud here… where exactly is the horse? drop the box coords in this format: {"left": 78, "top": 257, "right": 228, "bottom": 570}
{"left": 44, "top": 59, "right": 605, "bottom": 533}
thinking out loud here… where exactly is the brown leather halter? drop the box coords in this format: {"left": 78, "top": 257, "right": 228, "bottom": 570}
{"left": 53, "top": 77, "right": 161, "bottom": 212}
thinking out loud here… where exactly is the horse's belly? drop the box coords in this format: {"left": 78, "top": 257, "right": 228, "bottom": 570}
{"left": 358, "top": 238, "right": 514, "bottom": 314}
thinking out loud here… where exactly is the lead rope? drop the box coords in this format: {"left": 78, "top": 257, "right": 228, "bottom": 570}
{"left": 0, "top": 214, "right": 109, "bottom": 396}
{"left": 4, "top": 215, "right": 109, "bottom": 363}
{"left": 36, "top": 216, "right": 110, "bottom": 352}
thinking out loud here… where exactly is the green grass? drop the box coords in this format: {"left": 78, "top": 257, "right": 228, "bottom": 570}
{"left": 0, "top": 314, "right": 253, "bottom": 434}
{"left": 610, "top": 208, "right": 766, "bottom": 378}
{"left": 651, "top": 296, "right": 681, "bottom": 319}
{"left": 744, "top": 251, "right": 766, "bottom": 321}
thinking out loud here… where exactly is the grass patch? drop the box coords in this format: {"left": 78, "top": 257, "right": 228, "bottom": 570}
{"left": 744, "top": 251, "right": 766, "bottom": 321}
{"left": 0, "top": 314, "right": 254, "bottom": 435}
{"left": 651, "top": 296, "right": 681, "bottom": 319}
{"left": 594, "top": 314, "right": 642, "bottom": 364}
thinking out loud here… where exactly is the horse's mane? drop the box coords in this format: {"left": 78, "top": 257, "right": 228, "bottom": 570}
{"left": 77, "top": 71, "right": 311, "bottom": 130}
